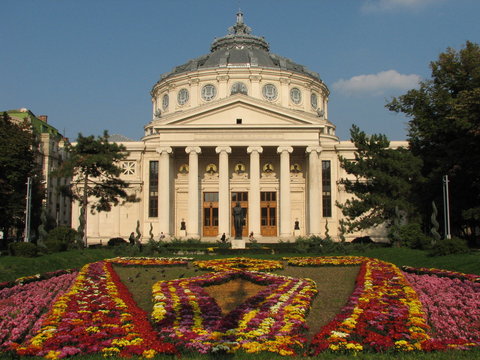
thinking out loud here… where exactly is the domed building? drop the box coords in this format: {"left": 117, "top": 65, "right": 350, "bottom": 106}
{"left": 73, "top": 12, "right": 394, "bottom": 243}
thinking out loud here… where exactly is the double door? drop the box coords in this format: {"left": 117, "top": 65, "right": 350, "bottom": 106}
{"left": 203, "top": 192, "right": 218, "bottom": 237}
{"left": 261, "top": 191, "right": 277, "bottom": 236}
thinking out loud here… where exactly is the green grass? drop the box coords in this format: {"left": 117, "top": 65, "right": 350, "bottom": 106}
{"left": 1, "top": 246, "right": 479, "bottom": 283}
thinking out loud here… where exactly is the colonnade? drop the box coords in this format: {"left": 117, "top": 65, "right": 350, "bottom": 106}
{"left": 156, "top": 145, "right": 323, "bottom": 239}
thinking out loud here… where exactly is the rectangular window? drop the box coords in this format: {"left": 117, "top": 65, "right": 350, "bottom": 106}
{"left": 322, "top": 160, "right": 332, "bottom": 217}
{"left": 149, "top": 160, "right": 159, "bottom": 217}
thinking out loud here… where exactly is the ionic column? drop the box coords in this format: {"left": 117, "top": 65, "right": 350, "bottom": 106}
{"left": 216, "top": 146, "right": 232, "bottom": 238}
{"left": 157, "top": 146, "right": 173, "bottom": 236}
{"left": 277, "top": 146, "right": 293, "bottom": 238}
{"left": 185, "top": 146, "right": 201, "bottom": 238}
{"left": 247, "top": 146, "right": 263, "bottom": 237}
{"left": 306, "top": 146, "right": 322, "bottom": 235}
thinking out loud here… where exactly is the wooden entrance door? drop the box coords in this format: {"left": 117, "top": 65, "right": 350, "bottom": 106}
{"left": 203, "top": 192, "right": 219, "bottom": 237}
{"left": 261, "top": 191, "right": 277, "bottom": 236}
{"left": 231, "top": 192, "right": 248, "bottom": 237}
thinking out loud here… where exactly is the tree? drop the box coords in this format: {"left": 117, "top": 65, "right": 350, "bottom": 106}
{"left": 387, "top": 41, "right": 480, "bottom": 244}
{"left": 0, "top": 112, "right": 43, "bottom": 239}
{"left": 337, "top": 125, "right": 423, "bottom": 233}
{"left": 55, "top": 131, "right": 133, "bottom": 246}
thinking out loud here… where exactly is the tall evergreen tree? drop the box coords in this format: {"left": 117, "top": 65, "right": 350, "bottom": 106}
{"left": 337, "top": 125, "right": 423, "bottom": 233}
{"left": 387, "top": 41, "right": 480, "bottom": 243}
{"left": 55, "top": 131, "right": 133, "bottom": 246}
{"left": 0, "top": 112, "right": 42, "bottom": 239}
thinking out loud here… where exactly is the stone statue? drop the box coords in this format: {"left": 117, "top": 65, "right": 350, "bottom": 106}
{"left": 233, "top": 202, "right": 243, "bottom": 239}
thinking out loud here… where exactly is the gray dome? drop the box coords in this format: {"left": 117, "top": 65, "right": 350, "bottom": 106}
{"left": 158, "top": 12, "right": 321, "bottom": 83}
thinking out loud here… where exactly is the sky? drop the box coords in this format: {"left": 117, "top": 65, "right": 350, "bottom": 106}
{"left": 1, "top": 0, "right": 480, "bottom": 141}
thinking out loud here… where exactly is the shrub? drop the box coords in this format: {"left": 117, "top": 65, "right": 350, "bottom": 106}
{"left": 108, "top": 237, "right": 128, "bottom": 246}
{"left": 395, "top": 223, "right": 432, "bottom": 250}
{"left": 429, "top": 237, "right": 470, "bottom": 256}
{"left": 44, "top": 226, "right": 79, "bottom": 252}
{"left": 351, "top": 236, "right": 374, "bottom": 244}
{"left": 8, "top": 241, "right": 38, "bottom": 257}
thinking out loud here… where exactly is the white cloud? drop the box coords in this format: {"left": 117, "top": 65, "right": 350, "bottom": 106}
{"left": 333, "top": 70, "right": 421, "bottom": 96}
{"left": 361, "top": 0, "right": 441, "bottom": 12}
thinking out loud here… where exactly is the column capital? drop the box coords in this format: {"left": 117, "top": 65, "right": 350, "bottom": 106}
{"left": 306, "top": 146, "right": 322, "bottom": 154}
{"left": 156, "top": 146, "right": 173, "bottom": 155}
{"left": 247, "top": 146, "right": 263, "bottom": 154}
{"left": 277, "top": 146, "right": 293, "bottom": 154}
{"left": 185, "top": 146, "right": 201, "bottom": 155}
{"left": 215, "top": 146, "right": 232, "bottom": 154}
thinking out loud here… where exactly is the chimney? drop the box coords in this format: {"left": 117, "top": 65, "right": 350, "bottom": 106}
{"left": 38, "top": 115, "right": 48, "bottom": 123}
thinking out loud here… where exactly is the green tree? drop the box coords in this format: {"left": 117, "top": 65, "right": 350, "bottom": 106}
{"left": 0, "top": 112, "right": 42, "bottom": 239}
{"left": 387, "top": 41, "right": 480, "bottom": 244}
{"left": 337, "top": 125, "right": 423, "bottom": 233}
{"left": 55, "top": 131, "right": 132, "bottom": 246}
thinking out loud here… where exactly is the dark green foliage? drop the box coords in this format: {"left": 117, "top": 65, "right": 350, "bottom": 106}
{"left": 0, "top": 112, "right": 43, "bottom": 238}
{"left": 108, "top": 237, "right": 128, "bottom": 246}
{"left": 44, "top": 226, "right": 79, "bottom": 252}
{"left": 390, "top": 223, "right": 432, "bottom": 250}
{"left": 387, "top": 41, "right": 480, "bottom": 244}
{"left": 337, "top": 125, "right": 423, "bottom": 233}
{"left": 429, "top": 237, "right": 470, "bottom": 256}
{"left": 54, "top": 131, "right": 134, "bottom": 246}
{"left": 8, "top": 241, "right": 38, "bottom": 257}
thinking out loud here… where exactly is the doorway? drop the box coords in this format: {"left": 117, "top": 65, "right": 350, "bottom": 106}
{"left": 260, "top": 191, "right": 277, "bottom": 236}
{"left": 203, "top": 192, "right": 218, "bottom": 237}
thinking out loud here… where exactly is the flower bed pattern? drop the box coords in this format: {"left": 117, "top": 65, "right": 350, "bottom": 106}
{"left": 14, "top": 261, "right": 176, "bottom": 359}
{"left": 402, "top": 265, "right": 480, "bottom": 283}
{"left": 106, "top": 256, "right": 192, "bottom": 267}
{"left": 406, "top": 273, "right": 480, "bottom": 350}
{"left": 299, "top": 257, "right": 431, "bottom": 353}
{"left": 0, "top": 272, "right": 78, "bottom": 349}
{"left": 194, "top": 257, "right": 283, "bottom": 272}
{"left": 0, "top": 269, "right": 77, "bottom": 291}
{"left": 151, "top": 270, "right": 316, "bottom": 355}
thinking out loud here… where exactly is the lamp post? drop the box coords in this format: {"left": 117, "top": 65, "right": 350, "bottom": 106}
{"left": 24, "top": 177, "right": 32, "bottom": 242}
{"left": 442, "top": 175, "right": 451, "bottom": 239}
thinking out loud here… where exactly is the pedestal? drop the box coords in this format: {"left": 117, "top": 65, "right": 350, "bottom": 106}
{"left": 231, "top": 239, "right": 246, "bottom": 249}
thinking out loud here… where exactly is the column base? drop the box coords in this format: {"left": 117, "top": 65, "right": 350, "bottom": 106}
{"left": 231, "top": 239, "right": 246, "bottom": 249}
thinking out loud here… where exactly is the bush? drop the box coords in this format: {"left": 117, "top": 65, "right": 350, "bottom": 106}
{"left": 44, "top": 226, "right": 79, "bottom": 252}
{"left": 351, "top": 236, "right": 374, "bottom": 244}
{"left": 8, "top": 241, "right": 38, "bottom": 257}
{"left": 429, "top": 237, "right": 470, "bottom": 256}
{"left": 392, "top": 223, "right": 432, "bottom": 250}
{"left": 108, "top": 237, "right": 128, "bottom": 246}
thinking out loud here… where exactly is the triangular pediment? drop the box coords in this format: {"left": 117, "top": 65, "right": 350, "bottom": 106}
{"left": 156, "top": 95, "right": 322, "bottom": 128}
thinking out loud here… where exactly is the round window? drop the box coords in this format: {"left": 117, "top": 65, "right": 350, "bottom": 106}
{"left": 162, "top": 94, "right": 169, "bottom": 109}
{"left": 311, "top": 92, "right": 318, "bottom": 109}
{"left": 262, "top": 84, "right": 278, "bottom": 101}
{"left": 177, "top": 88, "right": 189, "bottom": 105}
{"left": 201, "top": 84, "right": 217, "bottom": 101}
{"left": 290, "top": 88, "right": 302, "bottom": 104}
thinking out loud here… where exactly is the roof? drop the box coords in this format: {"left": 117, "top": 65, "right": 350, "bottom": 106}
{"left": 157, "top": 12, "right": 321, "bottom": 84}
{"left": 4, "top": 109, "right": 62, "bottom": 138}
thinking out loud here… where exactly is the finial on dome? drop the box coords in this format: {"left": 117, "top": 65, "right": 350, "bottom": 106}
{"left": 228, "top": 10, "right": 251, "bottom": 35}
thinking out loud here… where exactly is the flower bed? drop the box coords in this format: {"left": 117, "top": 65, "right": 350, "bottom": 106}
{"left": 286, "top": 256, "right": 367, "bottom": 267}
{"left": 402, "top": 265, "right": 480, "bottom": 283}
{"left": 194, "top": 257, "right": 283, "bottom": 272}
{"left": 0, "top": 272, "right": 78, "bottom": 349}
{"left": 0, "top": 269, "right": 77, "bottom": 291}
{"left": 106, "top": 256, "right": 192, "bottom": 266}
{"left": 151, "top": 269, "right": 316, "bottom": 355}
{"left": 306, "top": 257, "right": 430, "bottom": 354}
{"left": 406, "top": 272, "right": 480, "bottom": 350}
{"left": 14, "top": 261, "right": 176, "bottom": 359}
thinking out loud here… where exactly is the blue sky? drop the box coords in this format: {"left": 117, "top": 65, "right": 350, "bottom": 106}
{"left": 1, "top": 0, "right": 479, "bottom": 141}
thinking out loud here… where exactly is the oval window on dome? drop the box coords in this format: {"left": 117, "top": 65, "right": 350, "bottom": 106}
{"left": 290, "top": 87, "right": 302, "bottom": 104}
{"left": 231, "top": 82, "right": 248, "bottom": 95}
{"left": 201, "top": 84, "right": 217, "bottom": 101}
{"left": 262, "top": 84, "right": 278, "bottom": 101}
{"left": 162, "top": 94, "right": 169, "bottom": 109}
{"left": 311, "top": 92, "right": 318, "bottom": 109}
{"left": 177, "top": 88, "right": 189, "bottom": 105}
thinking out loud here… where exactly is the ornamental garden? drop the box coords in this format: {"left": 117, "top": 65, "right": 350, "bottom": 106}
{"left": 1, "top": 255, "right": 479, "bottom": 359}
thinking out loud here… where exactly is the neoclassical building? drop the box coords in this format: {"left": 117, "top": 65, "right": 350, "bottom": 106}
{"left": 73, "top": 13, "right": 402, "bottom": 243}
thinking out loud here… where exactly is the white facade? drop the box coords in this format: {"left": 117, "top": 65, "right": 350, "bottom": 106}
{"left": 72, "top": 13, "right": 403, "bottom": 243}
